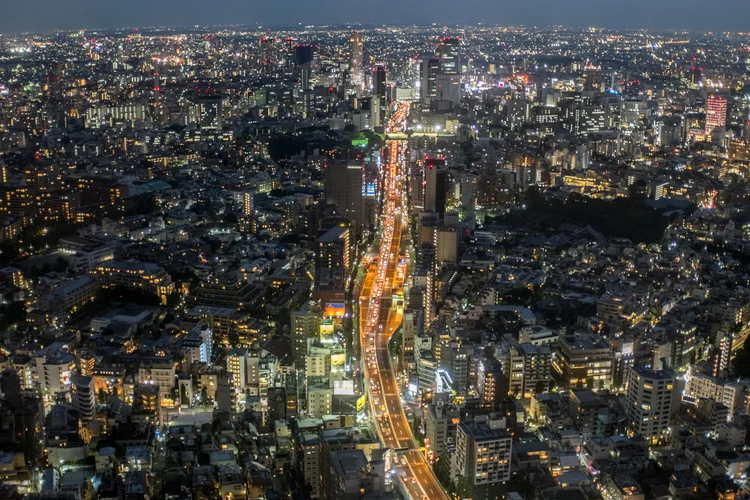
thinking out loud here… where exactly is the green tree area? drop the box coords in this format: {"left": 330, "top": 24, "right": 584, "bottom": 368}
{"left": 0, "top": 301, "right": 26, "bottom": 331}
{"left": 267, "top": 132, "right": 340, "bottom": 163}
{"left": 100, "top": 286, "right": 162, "bottom": 306}
{"left": 524, "top": 188, "right": 682, "bottom": 244}
{"left": 0, "top": 223, "right": 83, "bottom": 266}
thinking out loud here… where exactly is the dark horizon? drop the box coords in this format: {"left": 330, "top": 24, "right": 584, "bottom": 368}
{"left": 2, "top": 0, "right": 749, "bottom": 35}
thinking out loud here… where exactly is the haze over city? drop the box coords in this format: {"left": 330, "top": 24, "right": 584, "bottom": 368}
{"left": 2, "top": 0, "right": 750, "bottom": 32}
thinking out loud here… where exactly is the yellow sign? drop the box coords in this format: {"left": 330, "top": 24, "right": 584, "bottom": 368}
{"left": 356, "top": 394, "right": 367, "bottom": 412}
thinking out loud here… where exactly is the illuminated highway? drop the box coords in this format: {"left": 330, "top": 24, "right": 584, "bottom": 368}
{"left": 359, "top": 102, "right": 448, "bottom": 500}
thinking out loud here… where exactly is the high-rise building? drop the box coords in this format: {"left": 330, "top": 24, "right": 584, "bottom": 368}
{"left": 195, "top": 92, "right": 223, "bottom": 130}
{"left": 242, "top": 191, "right": 254, "bottom": 216}
{"left": 372, "top": 64, "right": 387, "bottom": 127}
{"left": 451, "top": 416, "right": 512, "bottom": 499}
{"left": 299, "top": 433, "right": 320, "bottom": 498}
{"left": 330, "top": 449, "right": 386, "bottom": 500}
{"left": 554, "top": 333, "right": 613, "bottom": 390}
{"left": 626, "top": 366, "right": 676, "bottom": 445}
{"left": 348, "top": 32, "right": 364, "bottom": 91}
{"left": 423, "top": 157, "right": 447, "bottom": 214}
{"left": 436, "top": 37, "right": 461, "bottom": 75}
{"left": 421, "top": 57, "right": 441, "bottom": 106}
{"left": 435, "top": 73, "right": 461, "bottom": 108}
{"left": 324, "top": 160, "right": 364, "bottom": 231}
{"left": 401, "top": 310, "right": 416, "bottom": 370}
{"left": 71, "top": 375, "right": 96, "bottom": 421}
{"left": 292, "top": 304, "right": 321, "bottom": 363}
{"left": 705, "top": 94, "right": 727, "bottom": 136}
{"left": 285, "top": 37, "right": 296, "bottom": 70}
{"left": 76, "top": 175, "right": 129, "bottom": 216}
{"left": 259, "top": 37, "right": 279, "bottom": 75}
{"left": 319, "top": 429, "right": 356, "bottom": 500}
{"left": 295, "top": 44, "right": 314, "bottom": 67}
{"left": 295, "top": 44, "right": 315, "bottom": 91}
{"left": 477, "top": 358, "right": 509, "bottom": 406}
{"left": 425, "top": 401, "right": 460, "bottom": 461}
{"left": 313, "top": 226, "right": 351, "bottom": 301}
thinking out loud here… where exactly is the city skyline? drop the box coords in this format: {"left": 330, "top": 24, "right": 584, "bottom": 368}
{"left": 2, "top": 10, "right": 750, "bottom": 500}
{"left": 2, "top": 0, "right": 750, "bottom": 33}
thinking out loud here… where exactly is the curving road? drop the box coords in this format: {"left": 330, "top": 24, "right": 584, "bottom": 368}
{"left": 358, "top": 102, "right": 449, "bottom": 500}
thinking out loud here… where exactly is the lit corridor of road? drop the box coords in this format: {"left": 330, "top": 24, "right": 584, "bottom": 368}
{"left": 358, "top": 102, "right": 448, "bottom": 500}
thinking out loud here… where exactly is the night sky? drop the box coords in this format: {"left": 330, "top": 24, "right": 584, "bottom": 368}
{"left": 2, "top": 0, "right": 749, "bottom": 33}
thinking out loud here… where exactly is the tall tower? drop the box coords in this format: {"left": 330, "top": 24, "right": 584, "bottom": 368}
{"left": 372, "top": 64, "right": 387, "bottom": 127}
{"left": 436, "top": 37, "right": 461, "bottom": 75}
{"left": 324, "top": 160, "right": 365, "bottom": 232}
{"left": 349, "top": 32, "right": 364, "bottom": 91}
{"left": 705, "top": 94, "right": 727, "bottom": 137}
{"left": 421, "top": 57, "right": 441, "bottom": 106}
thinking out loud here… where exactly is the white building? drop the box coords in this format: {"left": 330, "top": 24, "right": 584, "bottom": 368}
{"left": 626, "top": 366, "right": 676, "bottom": 445}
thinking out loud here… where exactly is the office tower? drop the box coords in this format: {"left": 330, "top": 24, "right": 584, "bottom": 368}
{"left": 401, "top": 310, "right": 416, "bottom": 370}
{"left": 705, "top": 94, "right": 727, "bottom": 136}
{"left": 292, "top": 304, "right": 321, "bottom": 364}
{"left": 423, "top": 157, "right": 446, "bottom": 215}
{"left": 507, "top": 98, "right": 531, "bottom": 130}
{"left": 242, "top": 191, "right": 254, "bottom": 216}
{"left": 477, "top": 359, "right": 508, "bottom": 406}
{"left": 259, "top": 36, "right": 279, "bottom": 75}
{"left": 554, "top": 333, "right": 613, "bottom": 390}
{"left": 181, "top": 324, "right": 213, "bottom": 365}
{"left": 216, "top": 375, "right": 231, "bottom": 412}
{"left": 435, "top": 73, "right": 461, "bottom": 108}
{"left": 421, "top": 57, "right": 441, "bottom": 106}
{"left": 691, "top": 65, "right": 702, "bottom": 87}
{"left": 449, "top": 346, "right": 469, "bottom": 395}
{"left": 195, "top": 91, "right": 223, "bottom": 130}
{"left": 451, "top": 416, "right": 512, "bottom": 500}
{"left": 71, "top": 375, "right": 96, "bottom": 421}
{"left": 313, "top": 226, "right": 351, "bottom": 302}
{"left": 324, "top": 160, "right": 364, "bottom": 231}
{"left": 713, "top": 330, "right": 733, "bottom": 378}
{"left": 518, "top": 343, "right": 552, "bottom": 398}
{"left": 417, "top": 349, "right": 438, "bottom": 393}
{"left": 226, "top": 348, "right": 260, "bottom": 395}
{"left": 348, "top": 32, "right": 364, "bottom": 91}
{"left": 436, "top": 37, "right": 461, "bottom": 75}
{"left": 295, "top": 44, "right": 314, "bottom": 67}
{"left": 330, "top": 449, "right": 385, "bottom": 500}
{"left": 626, "top": 366, "right": 676, "bottom": 445}
{"left": 417, "top": 241, "right": 436, "bottom": 329}
{"left": 295, "top": 44, "right": 315, "bottom": 90}
{"left": 76, "top": 175, "right": 129, "bottom": 216}
{"left": 372, "top": 64, "right": 387, "bottom": 127}
{"left": 300, "top": 433, "right": 320, "bottom": 498}
{"left": 320, "top": 429, "right": 356, "bottom": 500}
{"left": 285, "top": 37, "right": 296, "bottom": 70}
{"left": 426, "top": 401, "right": 460, "bottom": 461}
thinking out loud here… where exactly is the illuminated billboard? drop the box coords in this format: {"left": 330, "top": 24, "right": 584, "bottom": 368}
{"left": 320, "top": 319, "right": 335, "bottom": 343}
{"left": 331, "top": 349, "right": 346, "bottom": 368}
{"left": 333, "top": 379, "right": 355, "bottom": 396}
{"left": 356, "top": 394, "right": 367, "bottom": 412}
{"left": 324, "top": 302, "right": 345, "bottom": 317}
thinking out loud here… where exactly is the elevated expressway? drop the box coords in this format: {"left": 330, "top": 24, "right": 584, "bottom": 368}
{"left": 358, "top": 102, "right": 449, "bottom": 500}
